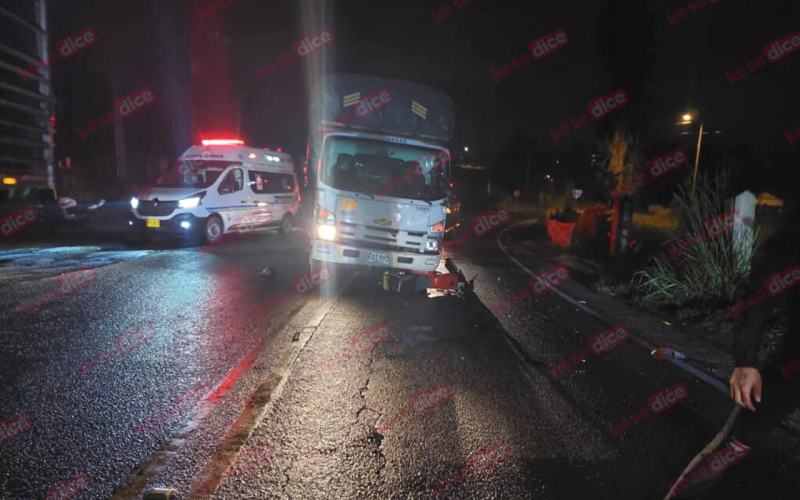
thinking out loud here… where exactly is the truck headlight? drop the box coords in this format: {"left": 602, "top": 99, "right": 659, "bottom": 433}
{"left": 130, "top": 197, "right": 139, "bottom": 209}
{"left": 426, "top": 222, "right": 444, "bottom": 254}
{"left": 315, "top": 204, "right": 336, "bottom": 240}
{"left": 318, "top": 224, "right": 336, "bottom": 241}
{"left": 428, "top": 222, "right": 444, "bottom": 236}
{"left": 178, "top": 196, "right": 201, "bottom": 208}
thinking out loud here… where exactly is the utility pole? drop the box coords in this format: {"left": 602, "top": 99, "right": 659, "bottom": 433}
{"left": 691, "top": 121, "right": 704, "bottom": 194}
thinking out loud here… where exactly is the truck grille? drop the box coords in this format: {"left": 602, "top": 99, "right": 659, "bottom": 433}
{"left": 338, "top": 222, "right": 426, "bottom": 253}
{"left": 137, "top": 200, "right": 177, "bottom": 216}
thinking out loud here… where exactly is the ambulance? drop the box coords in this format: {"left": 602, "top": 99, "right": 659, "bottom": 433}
{"left": 129, "top": 140, "right": 300, "bottom": 244}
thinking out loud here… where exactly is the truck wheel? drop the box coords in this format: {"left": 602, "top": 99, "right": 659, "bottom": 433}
{"left": 205, "top": 215, "right": 224, "bottom": 244}
{"left": 310, "top": 258, "right": 338, "bottom": 277}
{"left": 310, "top": 258, "right": 325, "bottom": 273}
{"left": 280, "top": 214, "right": 294, "bottom": 236}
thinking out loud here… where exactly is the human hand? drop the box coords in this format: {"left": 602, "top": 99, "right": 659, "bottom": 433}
{"left": 730, "top": 367, "right": 762, "bottom": 411}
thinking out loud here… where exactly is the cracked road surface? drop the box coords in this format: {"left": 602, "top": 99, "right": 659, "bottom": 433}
{"left": 2, "top": 227, "right": 800, "bottom": 499}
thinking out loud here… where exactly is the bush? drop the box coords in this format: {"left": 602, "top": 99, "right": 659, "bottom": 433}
{"left": 633, "top": 173, "right": 763, "bottom": 304}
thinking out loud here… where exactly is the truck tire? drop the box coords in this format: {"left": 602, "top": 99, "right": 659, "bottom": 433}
{"left": 310, "top": 258, "right": 340, "bottom": 279}
{"left": 310, "top": 258, "right": 326, "bottom": 273}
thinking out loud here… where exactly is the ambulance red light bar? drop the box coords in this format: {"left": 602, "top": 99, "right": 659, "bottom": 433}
{"left": 201, "top": 139, "right": 244, "bottom": 146}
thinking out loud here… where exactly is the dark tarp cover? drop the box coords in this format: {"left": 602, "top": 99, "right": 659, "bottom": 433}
{"left": 310, "top": 74, "right": 454, "bottom": 144}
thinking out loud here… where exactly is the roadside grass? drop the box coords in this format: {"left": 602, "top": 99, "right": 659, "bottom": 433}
{"left": 632, "top": 211, "right": 678, "bottom": 231}
{"left": 508, "top": 187, "right": 782, "bottom": 354}
{"left": 592, "top": 275, "right": 629, "bottom": 296}
{"left": 501, "top": 199, "right": 542, "bottom": 215}
{"left": 632, "top": 173, "right": 763, "bottom": 306}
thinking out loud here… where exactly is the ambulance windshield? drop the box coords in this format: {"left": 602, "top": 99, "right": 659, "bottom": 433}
{"left": 154, "top": 160, "right": 239, "bottom": 189}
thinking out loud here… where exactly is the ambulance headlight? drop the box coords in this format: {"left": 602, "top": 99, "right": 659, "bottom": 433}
{"left": 130, "top": 197, "right": 139, "bottom": 209}
{"left": 425, "top": 239, "right": 440, "bottom": 252}
{"left": 178, "top": 196, "right": 201, "bottom": 208}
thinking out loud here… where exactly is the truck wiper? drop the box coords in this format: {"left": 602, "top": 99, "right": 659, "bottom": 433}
{"left": 415, "top": 185, "right": 434, "bottom": 205}
{"left": 351, "top": 188, "right": 375, "bottom": 199}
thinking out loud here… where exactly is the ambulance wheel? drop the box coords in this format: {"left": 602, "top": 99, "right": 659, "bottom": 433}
{"left": 205, "top": 215, "right": 224, "bottom": 244}
{"left": 280, "top": 214, "right": 294, "bottom": 236}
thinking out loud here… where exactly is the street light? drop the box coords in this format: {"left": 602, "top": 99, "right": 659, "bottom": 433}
{"left": 464, "top": 146, "right": 469, "bottom": 152}
{"left": 680, "top": 113, "right": 704, "bottom": 194}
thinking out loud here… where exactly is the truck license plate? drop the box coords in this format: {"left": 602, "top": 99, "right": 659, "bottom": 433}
{"left": 146, "top": 219, "right": 160, "bottom": 228}
{"left": 367, "top": 252, "right": 389, "bottom": 265}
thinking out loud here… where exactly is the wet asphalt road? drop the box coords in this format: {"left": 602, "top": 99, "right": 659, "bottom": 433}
{"left": 1, "top": 222, "right": 799, "bottom": 499}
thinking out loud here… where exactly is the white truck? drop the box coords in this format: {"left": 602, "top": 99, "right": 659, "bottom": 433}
{"left": 307, "top": 74, "right": 456, "bottom": 286}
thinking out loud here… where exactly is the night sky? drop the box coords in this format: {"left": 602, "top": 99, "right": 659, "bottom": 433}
{"left": 48, "top": 0, "right": 800, "bottom": 199}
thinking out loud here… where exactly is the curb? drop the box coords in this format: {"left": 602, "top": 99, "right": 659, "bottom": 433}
{"left": 497, "top": 219, "right": 730, "bottom": 395}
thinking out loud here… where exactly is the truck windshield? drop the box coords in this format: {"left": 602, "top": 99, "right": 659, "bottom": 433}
{"left": 154, "top": 160, "right": 238, "bottom": 189}
{"left": 321, "top": 136, "right": 449, "bottom": 201}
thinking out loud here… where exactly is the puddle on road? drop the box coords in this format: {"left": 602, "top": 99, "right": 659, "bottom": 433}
{"left": 0, "top": 246, "right": 155, "bottom": 284}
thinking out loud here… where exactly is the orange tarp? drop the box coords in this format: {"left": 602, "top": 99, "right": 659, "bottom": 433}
{"left": 546, "top": 219, "right": 575, "bottom": 248}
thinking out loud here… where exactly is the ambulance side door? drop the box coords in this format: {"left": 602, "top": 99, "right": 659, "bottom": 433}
{"left": 214, "top": 167, "right": 250, "bottom": 230}
{"left": 247, "top": 169, "right": 278, "bottom": 228}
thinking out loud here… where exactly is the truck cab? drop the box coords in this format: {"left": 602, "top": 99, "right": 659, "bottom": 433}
{"left": 312, "top": 132, "right": 449, "bottom": 272}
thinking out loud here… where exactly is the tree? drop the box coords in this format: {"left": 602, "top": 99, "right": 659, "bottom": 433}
{"left": 595, "top": 131, "right": 643, "bottom": 201}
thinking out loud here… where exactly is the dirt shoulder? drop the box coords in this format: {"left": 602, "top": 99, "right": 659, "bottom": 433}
{"left": 505, "top": 218, "right": 789, "bottom": 390}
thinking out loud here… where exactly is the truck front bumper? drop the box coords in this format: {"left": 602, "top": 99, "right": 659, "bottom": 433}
{"left": 311, "top": 240, "right": 441, "bottom": 273}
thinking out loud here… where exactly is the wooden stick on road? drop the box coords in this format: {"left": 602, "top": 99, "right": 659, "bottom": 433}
{"left": 663, "top": 406, "right": 743, "bottom": 500}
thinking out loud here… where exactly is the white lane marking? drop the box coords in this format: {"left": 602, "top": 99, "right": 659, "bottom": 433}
{"left": 250, "top": 275, "right": 352, "bottom": 429}
{"left": 496, "top": 235, "right": 605, "bottom": 320}
{"left": 309, "top": 294, "right": 339, "bottom": 328}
